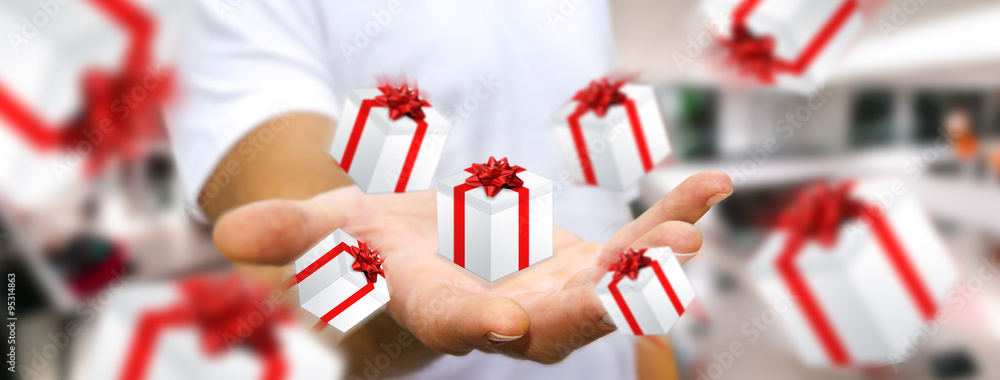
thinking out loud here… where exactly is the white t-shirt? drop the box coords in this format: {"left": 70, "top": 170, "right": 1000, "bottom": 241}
{"left": 166, "top": 1, "right": 636, "bottom": 379}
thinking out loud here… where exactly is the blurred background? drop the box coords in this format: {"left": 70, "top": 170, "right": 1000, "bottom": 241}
{"left": 1, "top": 0, "right": 998, "bottom": 379}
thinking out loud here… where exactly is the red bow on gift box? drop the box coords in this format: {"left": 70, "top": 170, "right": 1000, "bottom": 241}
{"left": 374, "top": 84, "right": 430, "bottom": 121}
{"left": 777, "top": 181, "right": 863, "bottom": 248}
{"left": 0, "top": 0, "right": 166, "bottom": 178}
{"left": 61, "top": 68, "right": 172, "bottom": 176}
{"left": 464, "top": 156, "right": 526, "bottom": 198}
{"left": 717, "top": 0, "right": 860, "bottom": 85}
{"left": 719, "top": 24, "right": 779, "bottom": 84}
{"left": 123, "top": 275, "right": 290, "bottom": 380}
{"left": 572, "top": 78, "right": 627, "bottom": 117}
{"left": 773, "top": 180, "right": 938, "bottom": 366}
{"left": 179, "top": 275, "right": 287, "bottom": 356}
{"left": 349, "top": 242, "right": 385, "bottom": 284}
{"left": 610, "top": 248, "right": 652, "bottom": 281}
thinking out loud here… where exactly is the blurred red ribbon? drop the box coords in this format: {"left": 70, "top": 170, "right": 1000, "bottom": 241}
{"left": 121, "top": 275, "right": 288, "bottom": 380}
{"left": 464, "top": 156, "right": 525, "bottom": 198}
{"left": 610, "top": 248, "right": 651, "bottom": 281}
{"left": 776, "top": 181, "right": 861, "bottom": 246}
{"left": 61, "top": 68, "right": 171, "bottom": 176}
{"left": 719, "top": 0, "right": 859, "bottom": 84}
{"left": 774, "top": 181, "right": 937, "bottom": 366}
{"left": 719, "top": 24, "right": 779, "bottom": 84}
{"left": 572, "top": 78, "right": 627, "bottom": 117}
{"left": 179, "top": 275, "right": 287, "bottom": 356}
{"left": 374, "top": 84, "right": 430, "bottom": 121}
{"left": 0, "top": 0, "right": 168, "bottom": 177}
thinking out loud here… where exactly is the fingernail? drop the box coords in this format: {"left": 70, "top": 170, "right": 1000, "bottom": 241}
{"left": 484, "top": 332, "right": 522, "bottom": 343}
{"left": 706, "top": 192, "right": 731, "bottom": 208}
{"left": 600, "top": 313, "right": 616, "bottom": 328}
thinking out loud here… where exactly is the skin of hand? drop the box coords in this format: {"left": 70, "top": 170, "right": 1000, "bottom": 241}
{"left": 212, "top": 169, "right": 732, "bottom": 363}
{"left": 201, "top": 112, "right": 732, "bottom": 373}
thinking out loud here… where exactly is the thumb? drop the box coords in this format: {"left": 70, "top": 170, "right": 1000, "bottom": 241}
{"left": 394, "top": 281, "right": 530, "bottom": 355}
{"left": 213, "top": 187, "right": 361, "bottom": 265}
{"left": 498, "top": 286, "right": 615, "bottom": 364}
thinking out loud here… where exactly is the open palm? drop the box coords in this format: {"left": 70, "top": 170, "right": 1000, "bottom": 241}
{"left": 213, "top": 171, "right": 731, "bottom": 363}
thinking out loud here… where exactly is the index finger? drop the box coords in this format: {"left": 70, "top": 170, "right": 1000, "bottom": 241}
{"left": 600, "top": 170, "right": 731, "bottom": 266}
{"left": 212, "top": 186, "right": 364, "bottom": 265}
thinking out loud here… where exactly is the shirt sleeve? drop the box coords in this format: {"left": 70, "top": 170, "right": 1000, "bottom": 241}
{"left": 164, "top": 0, "right": 339, "bottom": 217}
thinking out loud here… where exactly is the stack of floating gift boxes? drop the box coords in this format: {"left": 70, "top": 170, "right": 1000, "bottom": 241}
{"left": 749, "top": 180, "right": 958, "bottom": 367}
{"left": 295, "top": 76, "right": 695, "bottom": 336}
{"left": 79, "top": 70, "right": 963, "bottom": 377}
{"left": 696, "top": 0, "right": 962, "bottom": 369}
{"left": 71, "top": 75, "right": 691, "bottom": 380}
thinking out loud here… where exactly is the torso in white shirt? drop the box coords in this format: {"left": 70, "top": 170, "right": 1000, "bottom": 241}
{"left": 167, "top": 1, "right": 637, "bottom": 379}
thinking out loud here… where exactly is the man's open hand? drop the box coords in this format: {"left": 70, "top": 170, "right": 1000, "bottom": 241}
{"left": 213, "top": 170, "right": 731, "bottom": 363}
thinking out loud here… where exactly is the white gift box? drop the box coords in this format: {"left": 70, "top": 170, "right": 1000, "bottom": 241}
{"left": 293, "top": 229, "right": 390, "bottom": 332}
{"left": 552, "top": 83, "right": 671, "bottom": 190}
{"left": 437, "top": 167, "right": 554, "bottom": 282}
{"left": 749, "top": 186, "right": 959, "bottom": 367}
{"left": 329, "top": 88, "right": 451, "bottom": 194}
{"left": 702, "top": 0, "right": 864, "bottom": 91}
{"left": 79, "top": 281, "right": 341, "bottom": 380}
{"left": 595, "top": 248, "right": 696, "bottom": 335}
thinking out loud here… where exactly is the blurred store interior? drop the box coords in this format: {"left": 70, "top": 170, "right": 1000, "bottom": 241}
{"left": 620, "top": 1, "right": 1000, "bottom": 379}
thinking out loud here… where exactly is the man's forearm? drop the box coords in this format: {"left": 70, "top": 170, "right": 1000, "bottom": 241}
{"left": 199, "top": 112, "right": 350, "bottom": 221}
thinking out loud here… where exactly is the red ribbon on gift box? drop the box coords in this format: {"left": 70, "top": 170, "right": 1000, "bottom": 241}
{"left": 452, "top": 157, "right": 531, "bottom": 270}
{"left": 720, "top": 0, "right": 859, "bottom": 83}
{"left": 292, "top": 240, "right": 385, "bottom": 332}
{"left": 567, "top": 78, "right": 654, "bottom": 186}
{"left": 338, "top": 84, "right": 432, "bottom": 193}
{"left": 774, "top": 181, "right": 937, "bottom": 366}
{"left": 119, "top": 275, "right": 288, "bottom": 380}
{"left": 0, "top": 0, "right": 168, "bottom": 176}
{"left": 65, "top": 67, "right": 171, "bottom": 175}
{"left": 607, "top": 248, "right": 686, "bottom": 335}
